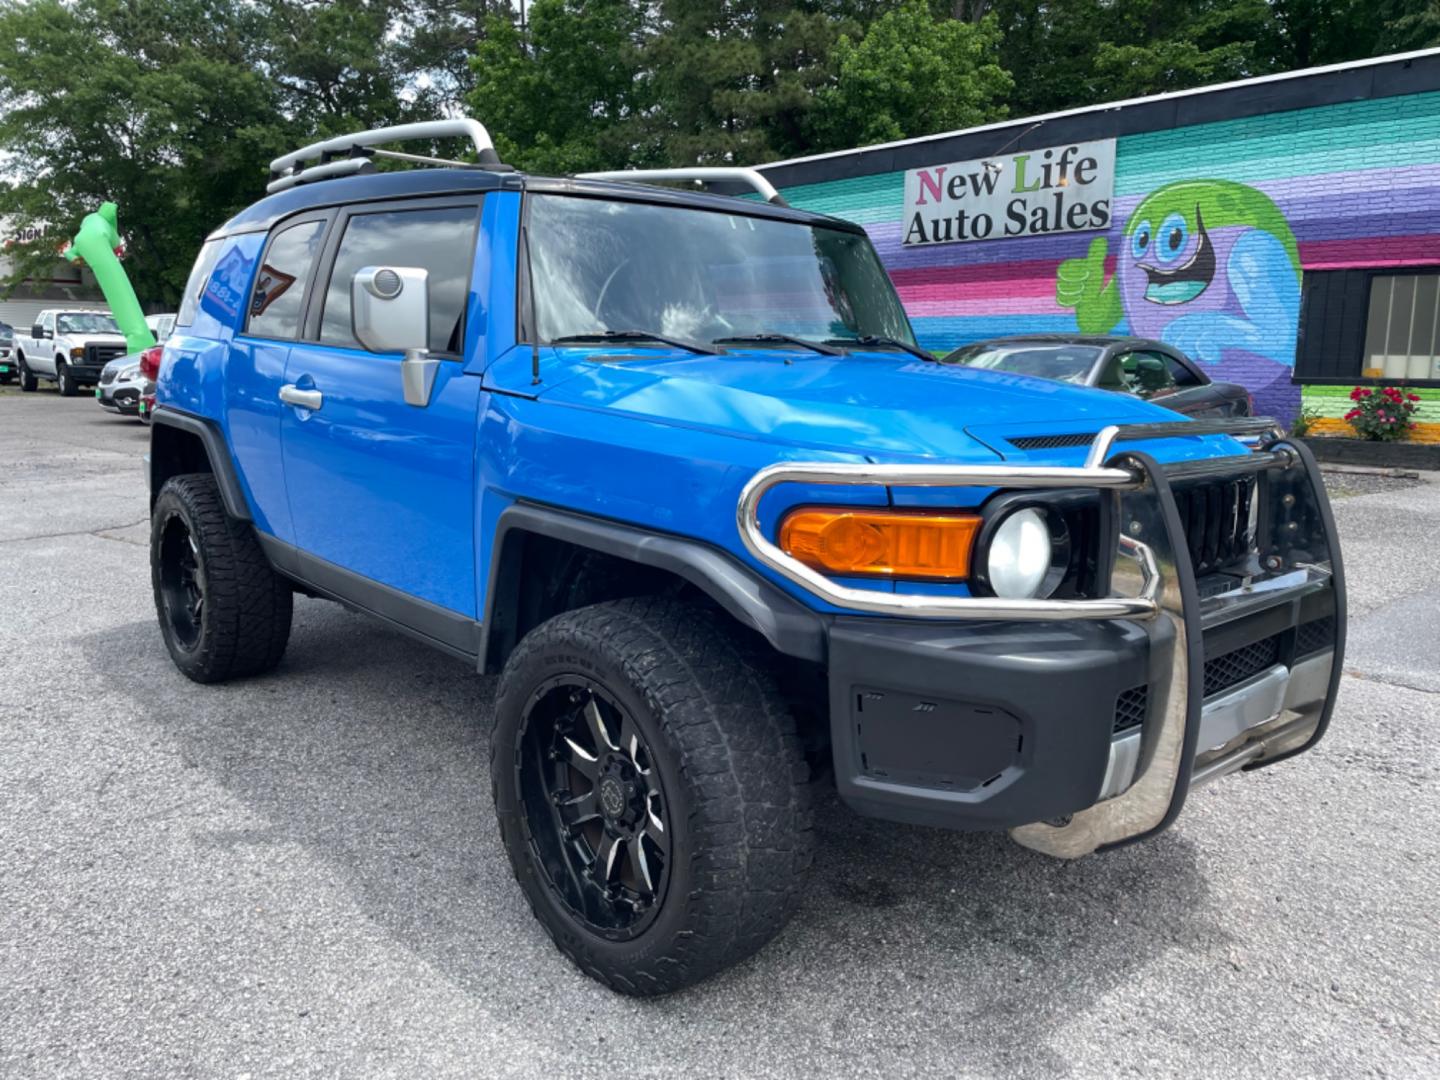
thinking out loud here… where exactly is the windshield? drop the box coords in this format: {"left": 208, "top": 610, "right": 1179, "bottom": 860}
{"left": 527, "top": 195, "right": 915, "bottom": 348}
{"left": 945, "top": 343, "right": 1100, "bottom": 384}
{"left": 57, "top": 312, "right": 120, "bottom": 334}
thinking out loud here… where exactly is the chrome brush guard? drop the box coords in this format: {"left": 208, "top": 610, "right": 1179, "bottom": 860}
{"left": 736, "top": 418, "right": 1345, "bottom": 857}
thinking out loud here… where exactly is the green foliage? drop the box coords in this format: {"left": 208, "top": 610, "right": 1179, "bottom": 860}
{"left": 812, "top": 3, "right": 1012, "bottom": 148}
{"left": 0, "top": 0, "right": 298, "bottom": 306}
{"left": 641, "top": 1, "right": 860, "bottom": 165}
{"left": 1, "top": 0, "right": 1434, "bottom": 305}
{"left": 469, "top": 0, "right": 648, "bottom": 173}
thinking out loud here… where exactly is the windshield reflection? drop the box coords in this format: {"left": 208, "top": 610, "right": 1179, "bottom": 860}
{"left": 527, "top": 195, "right": 915, "bottom": 350}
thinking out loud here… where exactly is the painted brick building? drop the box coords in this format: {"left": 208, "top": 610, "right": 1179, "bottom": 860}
{"left": 757, "top": 50, "right": 1440, "bottom": 441}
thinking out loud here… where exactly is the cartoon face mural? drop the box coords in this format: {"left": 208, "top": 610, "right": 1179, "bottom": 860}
{"left": 1056, "top": 180, "right": 1302, "bottom": 418}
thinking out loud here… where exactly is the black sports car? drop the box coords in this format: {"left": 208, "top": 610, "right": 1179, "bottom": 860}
{"left": 941, "top": 334, "right": 1252, "bottom": 418}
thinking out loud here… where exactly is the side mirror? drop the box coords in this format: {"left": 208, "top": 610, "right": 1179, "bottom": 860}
{"left": 31, "top": 324, "right": 45, "bottom": 339}
{"left": 351, "top": 266, "right": 429, "bottom": 353}
{"left": 352, "top": 266, "right": 437, "bottom": 407}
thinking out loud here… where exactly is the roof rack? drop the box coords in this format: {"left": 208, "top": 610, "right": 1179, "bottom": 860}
{"left": 267, "top": 118, "right": 501, "bottom": 195}
{"left": 575, "top": 167, "right": 788, "bottom": 207}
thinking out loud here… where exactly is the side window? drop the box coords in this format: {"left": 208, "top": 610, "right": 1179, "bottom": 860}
{"left": 176, "top": 239, "right": 224, "bottom": 328}
{"left": 1163, "top": 354, "right": 1202, "bottom": 387}
{"left": 319, "top": 205, "right": 477, "bottom": 354}
{"left": 39, "top": 312, "right": 54, "bottom": 332}
{"left": 247, "top": 219, "right": 326, "bottom": 340}
{"left": 1116, "top": 351, "right": 1178, "bottom": 398}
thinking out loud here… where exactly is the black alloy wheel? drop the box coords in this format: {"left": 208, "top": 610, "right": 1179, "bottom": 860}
{"left": 517, "top": 676, "right": 670, "bottom": 938}
{"left": 157, "top": 510, "right": 206, "bottom": 652}
{"left": 56, "top": 360, "right": 76, "bottom": 396}
{"left": 492, "top": 597, "right": 813, "bottom": 996}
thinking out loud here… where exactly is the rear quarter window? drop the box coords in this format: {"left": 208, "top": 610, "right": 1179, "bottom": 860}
{"left": 176, "top": 239, "right": 224, "bottom": 328}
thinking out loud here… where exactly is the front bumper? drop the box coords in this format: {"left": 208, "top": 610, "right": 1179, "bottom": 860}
{"left": 97, "top": 385, "right": 141, "bottom": 412}
{"left": 738, "top": 419, "right": 1345, "bottom": 856}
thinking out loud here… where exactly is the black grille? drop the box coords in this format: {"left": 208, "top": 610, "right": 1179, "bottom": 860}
{"left": 1295, "top": 616, "right": 1336, "bottom": 658}
{"left": 1173, "top": 476, "right": 1256, "bottom": 575}
{"left": 1204, "top": 634, "right": 1281, "bottom": 697}
{"left": 1007, "top": 432, "right": 1096, "bottom": 450}
{"left": 1113, "top": 685, "right": 1148, "bottom": 733}
{"left": 85, "top": 344, "right": 126, "bottom": 366}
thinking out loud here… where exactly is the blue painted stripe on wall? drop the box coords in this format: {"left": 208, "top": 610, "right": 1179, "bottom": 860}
{"left": 910, "top": 314, "right": 1088, "bottom": 350}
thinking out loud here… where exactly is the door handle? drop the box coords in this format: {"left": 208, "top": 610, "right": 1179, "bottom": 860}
{"left": 279, "top": 384, "right": 323, "bottom": 411}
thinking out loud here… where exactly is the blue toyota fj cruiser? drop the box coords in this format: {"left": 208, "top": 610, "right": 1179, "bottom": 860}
{"left": 149, "top": 120, "right": 1344, "bottom": 995}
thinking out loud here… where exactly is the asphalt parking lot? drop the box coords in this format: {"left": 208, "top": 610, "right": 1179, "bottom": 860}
{"left": 2, "top": 388, "right": 1437, "bottom": 1079}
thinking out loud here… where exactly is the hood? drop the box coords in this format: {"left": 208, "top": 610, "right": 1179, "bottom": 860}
{"left": 66, "top": 333, "right": 126, "bottom": 345}
{"left": 523, "top": 347, "right": 1224, "bottom": 464}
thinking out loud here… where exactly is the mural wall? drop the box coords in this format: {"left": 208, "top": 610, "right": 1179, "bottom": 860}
{"left": 769, "top": 91, "right": 1440, "bottom": 435}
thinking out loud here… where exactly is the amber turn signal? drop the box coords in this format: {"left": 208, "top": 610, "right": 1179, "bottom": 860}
{"left": 779, "top": 508, "right": 981, "bottom": 581}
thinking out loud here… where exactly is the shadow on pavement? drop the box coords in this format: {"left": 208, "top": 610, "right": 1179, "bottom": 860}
{"left": 82, "top": 600, "right": 1214, "bottom": 1072}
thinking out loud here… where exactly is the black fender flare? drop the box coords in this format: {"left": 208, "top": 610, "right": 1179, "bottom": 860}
{"left": 480, "top": 502, "right": 828, "bottom": 671}
{"left": 149, "top": 406, "right": 252, "bottom": 521}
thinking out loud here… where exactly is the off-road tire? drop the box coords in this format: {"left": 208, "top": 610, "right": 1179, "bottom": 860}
{"left": 492, "top": 597, "right": 813, "bottom": 996}
{"left": 56, "top": 359, "right": 76, "bottom": 396}
{"left": 17, "top": 354, "right": 36, "bottom": 392}
{"left": 151, "top": 473, "right": 292, "bottom": 683}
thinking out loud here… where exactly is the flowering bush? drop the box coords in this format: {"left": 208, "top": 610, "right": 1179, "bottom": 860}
{"left": 1344, "top": 386, "right": 1421, "bottom": 442}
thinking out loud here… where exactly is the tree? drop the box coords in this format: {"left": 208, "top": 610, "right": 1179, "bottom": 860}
{"left": 638, "top": 1, "right": 859, "bottom": 165}
{"left": 0, "top": 0, "right": 458, "bottom": 306}
{"left": 810, "top": 2, "right": 1012, "bottom": 148}
{"left": 468, "top": 0, "right": 648, "bottom": 172}
{"left": 257, "top": 0, "right": 422, "bottom": 132}
{"left": 0, "top": 0, "right": 294, "bottom": 306}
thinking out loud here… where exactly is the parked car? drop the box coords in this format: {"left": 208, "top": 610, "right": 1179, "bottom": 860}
{"left": 97, "top": 313, "right": 177, "bottom": 418}
{"left": 943, "top": 335, "right": 1253, "bottom": 418}
{"left": 11, "top": 309, "right": 126, "bottom": 395}
{"left": 147, "top": 120, "right": 1344, "bottom": 996}
{"left": 0, "top": 321, "right": 14, "bottom": 384}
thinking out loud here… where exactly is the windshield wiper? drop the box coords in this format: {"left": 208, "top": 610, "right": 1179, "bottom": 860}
{"left": 551, "top": 330, "right": 720, "bottom": 355}
{"left": 826, "top": 335, "right": 935, "bottom": 363}
{"left": 712, "top": 333, "right": 843, "bottom": 356}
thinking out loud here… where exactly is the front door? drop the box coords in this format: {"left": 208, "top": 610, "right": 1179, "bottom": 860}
{"left": 279, "top": 198, "right": 485, "bottom": 623}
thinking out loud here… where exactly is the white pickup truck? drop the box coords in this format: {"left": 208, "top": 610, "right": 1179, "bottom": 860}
{"left": 12, "top": 309, "right": 128, "bottom": 396}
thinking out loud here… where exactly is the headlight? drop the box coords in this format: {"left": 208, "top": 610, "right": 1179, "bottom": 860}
{"left": 118, "top": 365, "right": 140, "bottom": 381}
{"left": 70, "top": 346, "right": 85, "bottom": 358}
{"left": 983, "top": 507, "right": 1069, "bottom": 599}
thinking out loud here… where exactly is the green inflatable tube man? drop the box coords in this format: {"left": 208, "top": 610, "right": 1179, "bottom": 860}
{"left": 63, "top": 202, "right": 156, "bottom": 354}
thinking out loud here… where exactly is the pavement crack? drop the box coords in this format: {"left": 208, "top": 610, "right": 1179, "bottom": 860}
{"left": 0, "top": 519, "right": 148, "bottom": 546}
{"left": 1343, "top": 668, "right": 1440, "bottom": 697}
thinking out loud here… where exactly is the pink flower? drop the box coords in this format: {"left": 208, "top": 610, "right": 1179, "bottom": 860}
{"left": 1408, "top": 393, "right": 1421, "bottom": 402}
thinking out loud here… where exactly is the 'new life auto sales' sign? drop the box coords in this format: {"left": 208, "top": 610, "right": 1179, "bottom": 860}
{"left": 902, "top": 138, "right": 1116, "bottom": 246}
